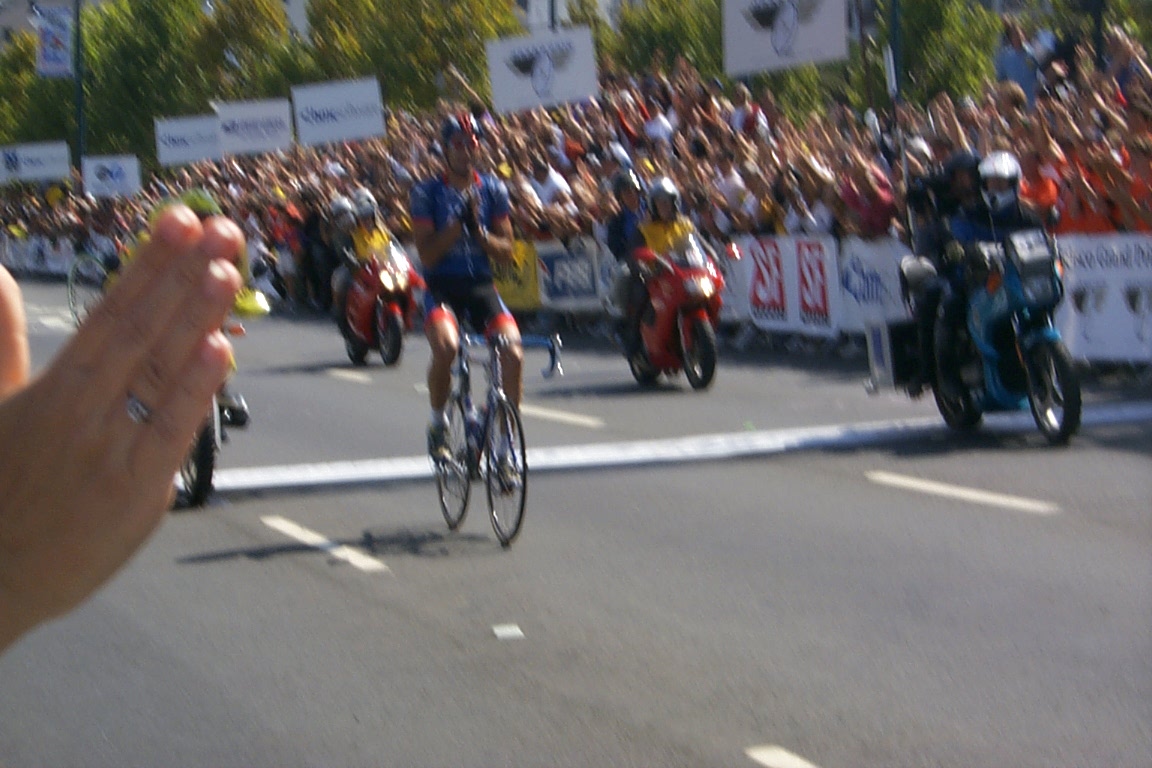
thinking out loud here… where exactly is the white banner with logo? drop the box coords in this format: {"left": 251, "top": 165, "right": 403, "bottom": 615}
{"left": 215, "top": 99, "right": 294, "bottom": 156}
{"left": 291, "top": 78, "right": 385, "bottom": 147}
{"left": 487, "top": 26, "right": 598, "bottom": 114}
{"left": 82, "top": 155, "right": 141, "bottom": 198}
{"left": 837, "top": 236, "right": 911, "bottom": 332}
{"left": 724, "top": 0, "right": 849, "bottom": 77}
{"left": 1056, "top": 234, "right": 1152, "bottom": 362}
{"left": 742, "top": 235, "right": 841, "bottom": 336}
{"left": 3, "top": 142, "right": 71, "bottom": 183}
{"left": 155, "top": 115, "right": 222, "bottom": 167}
{"left": 536, "top": 235, "right": 603, "bottom": 312}
{"left": 284, "top": 0, "right": 310, "bottom": 38}
{"left": 35, "top": 6, "right": 74, "bottom": 78}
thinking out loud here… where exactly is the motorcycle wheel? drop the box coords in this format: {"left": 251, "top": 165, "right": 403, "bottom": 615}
{"left": 932, "top": 314, "right": 982, "bottom": 432}
{"left": 1026, "top": 339, "right": 1081, "bottom": 445}
{"left": 628, "top": 348, "right": 660, "bottom": 386}
{"left": 376, "top": 301, "right": 404, "bottom": 366}
{"left": 345, "top": 333, "right": 370, "bottom": 366}
{"left": 180, "top": 417, "right": 217, "bottom": 508}
{"left": 682, "top": 317, "right": 718, "bottom": 390}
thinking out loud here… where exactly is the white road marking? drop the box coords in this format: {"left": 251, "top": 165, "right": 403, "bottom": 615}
{"left": 209, "top": 401, "right": 1152, "bottom": 495}
{"left": 492, "top": 624, "right": 525, "bottom": 640}
{"left": 327, "top": 368, "right": 373, "bottom": 384}
{"left": 866, "top": 470, "right": 1060, "bottom": 515}
{"left": 746, "top": 744, "right": 822, "bottom": 768}
{"left": 518, "top": 403, "right": 604, "bottom": 428}
{"left": 261, "top": 515, "right": 390, "bottom": 573}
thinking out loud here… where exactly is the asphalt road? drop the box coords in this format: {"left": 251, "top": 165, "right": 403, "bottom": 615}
{"left": 3, "top": 280, "right": 1150, "bottom": 768}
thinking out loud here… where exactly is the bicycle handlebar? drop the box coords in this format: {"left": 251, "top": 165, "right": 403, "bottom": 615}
{"left": 459, "top": 332, "right": 564, "bottom": 379}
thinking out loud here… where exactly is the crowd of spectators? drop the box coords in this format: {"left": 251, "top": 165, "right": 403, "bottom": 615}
{"left": 3, "top": 18, "right": 1152, "bottom": 315}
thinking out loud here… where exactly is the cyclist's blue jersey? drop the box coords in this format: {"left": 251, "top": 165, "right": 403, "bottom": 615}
{"left": 410, "top": 172, "right": 511, "bottom": 281}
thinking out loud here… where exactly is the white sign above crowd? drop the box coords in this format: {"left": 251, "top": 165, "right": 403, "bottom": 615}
{"left": 81, "top": 155, "right": 142, "bottom": 198}
{"left": 154, "top": 115, "right": 222, "bottom": 167}
{"left": 486, "top": 26, "right": 599, "bottom": 115}
{"left": 1, "top": 142, "right": 71, "bottom": 183}
{"left": 291, "top": 78, "right": 385, "bottom": 147}
{"left": 724, "top": 0, "right": 849, "bottom": 77}
{"left": 214, "top": 98, "right": 294, "bottom": 157}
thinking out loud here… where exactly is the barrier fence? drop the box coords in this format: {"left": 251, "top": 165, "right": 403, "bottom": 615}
{"left": 5, "top": 230, "right": 1150, "bottom": 364}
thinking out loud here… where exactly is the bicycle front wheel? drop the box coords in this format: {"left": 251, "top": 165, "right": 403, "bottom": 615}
{"left": 485, "top": 395, "right": 527, "bottom": 547}
{"left": 67, "top": 254, "right": 108, "bottom": 326}
{"left": 436, "top": 397, "right": 472, "bottom": 530}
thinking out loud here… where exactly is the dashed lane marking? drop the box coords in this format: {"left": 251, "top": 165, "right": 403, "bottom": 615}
{"left": 867, "top": 470, "right": 1060, "bottom": 514}
{"left": 326, "top": 368, "right": 374, "bottom": 384}
{"left": 261, "top": 515, "right": 389, "bottom": 573}
{"left": 745, "top": 744, "right": 822, "bottom": 768}
{"left": 492, "top": 624, "right": 525, "bottom": 640}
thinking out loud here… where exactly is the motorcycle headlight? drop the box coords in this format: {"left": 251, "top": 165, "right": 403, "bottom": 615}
{"left": 685, "top": 276, "right": 716, "bottom": 298}
{"left": 379, "top": 271, "right": 395, "bottom": 292}
{"left": 394, "top": 271, "right": 409, "bottom": 291}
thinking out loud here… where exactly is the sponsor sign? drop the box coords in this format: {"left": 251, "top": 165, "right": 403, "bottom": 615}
{"left": 725, "top": 0, "right": 849, "bottom": 77}
{"left": 748, "top": 237, "right": 790, "bottom": 329}
{"left": 487, "top": 26, "right": 598, "bottom": 114}
{"left": 155, "top": 115, "right": 222, "bottom": 167}
{"left": 4, "top": 142, "right": 71, "bottom": 183}
{"left": 746, "top": 235, "right": 840, "bottom": 336}
{"left": 284, "top": 0, "right": 310, "bottom": 38}
{"left": 82, "top": 155, "right": 142, "bottom": 198}
{"left": 1056, "top": 234, "right": 1152, "bottom": 362}
{"left": 536, "top": 236, "right": 602, "bottom": 312}
{"left": 36, "top": 6, "right": 74, "bottom": 78}
{"left": 214, "top": 99, "right": 294, "bottom": 156}
{"left": 837, "top": 236, "right": 908, "bottom": 332}
{"left": 291, "top": 78, "right": 385, "bottom": 147}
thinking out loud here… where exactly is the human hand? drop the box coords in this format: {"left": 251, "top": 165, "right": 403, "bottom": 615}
{"left": 0, "top": 205, "right": 243, "bottom": 651}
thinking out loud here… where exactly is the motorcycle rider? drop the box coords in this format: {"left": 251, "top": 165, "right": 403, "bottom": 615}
{"left": 935, "top": 150, "right": 1043, "bottom": 397}
{"left": 604, "top": 168, "right": 646, "bottom": 347}
{"left": 411, "top": 113, "right": 520, "bottom": 466}
{"left": 622, "top": 176, "right": 697, "bottom": 355}
{"left": 332, "top": 189, "right": 393, "bottom": 332}
{"left": 904, "top": 150, "right": 982, "bottom": 396}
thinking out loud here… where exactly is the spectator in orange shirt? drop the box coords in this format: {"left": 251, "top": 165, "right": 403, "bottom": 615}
{"left": 1020, "top": 150, "right": 1059, "bottom": 217}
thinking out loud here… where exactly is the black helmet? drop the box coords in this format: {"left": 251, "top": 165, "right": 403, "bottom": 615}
{"left": 441, "top": 113, "right": 479, "bottom": 148}
{"left": 647, "top": 176, "right": 680, "bottom": 216}
{"left": 612, "top": 169, "right": 642, "bottom": 199}
{"left": 943, "top": 150, "right": 982, "bottom": 181}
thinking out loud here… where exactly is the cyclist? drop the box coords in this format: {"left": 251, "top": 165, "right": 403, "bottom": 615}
{"left": 410, "top": 113, "right": 520, "bottom": 463}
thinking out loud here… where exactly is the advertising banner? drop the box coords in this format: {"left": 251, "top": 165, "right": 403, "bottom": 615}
{"left": 837, "top": 236, "right": 910, "bottom": 332}
{"left": 4, "top": 142, "right": 71, "bottom": 183}
{"left": 292, "top": 78, "right": 385, "bottom": 147}
{"left": 744, "top": 235, "right": 841, "bottom": 336}
{"left": 0, "top": 147, "right": 11, "bottom": 186}
{"left": 487, "top": 27, "right": 598, "bottom": 114}
{"left": 1056, "top": 234, "right": 1152, "bottom": 362}
{"left": 284, "top": 0, "right": 310, "bottom": 38}
{"left": 82, "top": 155, "right": 141, "bottom": 198}
{"left": 724, "top": 0, "right": 849, "bottom": 77}
{"left": 155, "top": 115, "right": 222, "bottom": 167}
{"left": 215, "top": 99, "right": 294, "bottom": 156}
{"left": 536, "top": 236, "right": 602, "bottom": 312}
{"left": 35, "top": 6, "right": 74, "bottom": 78}
{"left": 494, "top": 240, "right": 543, "bottom": 311}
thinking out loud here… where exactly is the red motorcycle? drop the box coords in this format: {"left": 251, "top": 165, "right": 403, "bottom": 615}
{"left": 343, "top": 242, "right": 425, "bottom": 366}
{"left": 628, "top": 233, "right": 732, "bottom": 390}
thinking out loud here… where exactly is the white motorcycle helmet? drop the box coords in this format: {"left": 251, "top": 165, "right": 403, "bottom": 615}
{"left": 979, "top": 151, "right": 1022, "bottom": 214}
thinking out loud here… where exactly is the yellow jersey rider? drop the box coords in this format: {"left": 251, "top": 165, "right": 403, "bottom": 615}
{"left": 333, "top": 188, "right": 394, "bottom": 328}
{"left": 621, "top": 176, "right": 696, "bottom": 354}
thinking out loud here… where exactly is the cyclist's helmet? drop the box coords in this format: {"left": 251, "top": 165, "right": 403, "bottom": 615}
{"left": 647, "top": 176, "right": 681, "bottom": 218}
{"left": 979, "top": 151, "right": 1022, "bottom": 213}
{"left": 441, "top": 113, "right": 480, "bottom": 149}
{"left": 613, "top": 169, "right": 643, "bottom": 200}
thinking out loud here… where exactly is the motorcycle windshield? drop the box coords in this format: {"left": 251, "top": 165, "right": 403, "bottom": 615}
{"left": 666, "top": 233, "right": 708, "bottom": 269}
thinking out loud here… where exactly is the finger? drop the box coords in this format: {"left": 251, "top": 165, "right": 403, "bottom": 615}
{"left": 128, "top": 329, "right": 234, "bottom": 493}
{"left": 67, "top": 206, "right": 205, "bottom": 371}
{"left": 114, "top": 253, "right": 242, "bottom": 439}
{"left": 88, "top": 217, "right": 244, "bottom": 410}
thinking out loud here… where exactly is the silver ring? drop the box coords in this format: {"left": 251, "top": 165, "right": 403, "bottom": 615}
{"left": 125, "top": 392, "right": 153, "bottom": 425}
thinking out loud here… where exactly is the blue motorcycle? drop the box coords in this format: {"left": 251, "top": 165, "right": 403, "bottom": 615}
{"left": 870, "top": 229, "right": 1082, "bottom": 444}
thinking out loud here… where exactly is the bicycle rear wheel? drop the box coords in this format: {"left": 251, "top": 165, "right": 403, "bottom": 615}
{"left": 485, "top": 395, "right": 527, "bottom": 547}
{"left": 67, "top": 254, "right": 108, "bottom": 326}
{"left": 435, "top": 397, "right": 472, "bottom": 530}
